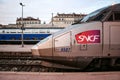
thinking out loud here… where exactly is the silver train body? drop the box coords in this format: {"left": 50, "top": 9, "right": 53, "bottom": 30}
{"left": 31, "top": 4, "right": 120, "bottom": 70}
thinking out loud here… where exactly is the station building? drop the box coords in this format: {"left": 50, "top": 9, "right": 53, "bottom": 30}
{"left": 51, "top": 13, "right": 86, "bottom": 27}
{"left": 0, "top": 13, "right": 86, "bottom": 28}
{"left": 16, "top": 17, "right": 41, "bottom": 25}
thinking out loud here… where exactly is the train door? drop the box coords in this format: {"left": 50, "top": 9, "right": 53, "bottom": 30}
{"left": 103, "top": 22, "right": 120, "bottom": 57}
{"left": 54, "top": 32, "right": 72, "bottom": 56}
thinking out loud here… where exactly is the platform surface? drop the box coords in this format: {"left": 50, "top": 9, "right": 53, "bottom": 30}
{"left": 0, "top": 45, "right": 34, "bottom": 52}
{"left": 0, "top": 72, "right": 120, "bottom": 80}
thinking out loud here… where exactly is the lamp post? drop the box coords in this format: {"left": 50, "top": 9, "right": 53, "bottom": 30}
{"left": 52, "top": 13, "right": 54, "bottom": 27}
{"left": 20, "top": 3, "right": 25, "bottom": 47}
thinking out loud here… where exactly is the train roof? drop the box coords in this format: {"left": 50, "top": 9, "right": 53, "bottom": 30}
{"left": 80, "top": 3, "right": 120, "bottom": 23}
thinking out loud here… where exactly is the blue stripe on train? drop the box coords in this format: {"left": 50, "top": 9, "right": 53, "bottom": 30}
{"left": 0, "top": 34, "right": 51, "bottom": 40}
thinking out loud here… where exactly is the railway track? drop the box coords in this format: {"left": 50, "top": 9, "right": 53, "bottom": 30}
{"left": 0, "top": 57, "right": 45, "bottom": 72}
{"left": 0, "top": 56, "right": 65, "bottom": 72}
{"left": 0, "top": 55, "right": 120, "bottom": 72}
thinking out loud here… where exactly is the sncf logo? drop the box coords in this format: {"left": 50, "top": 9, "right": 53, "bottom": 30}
{"left": 75, "top": 30, "right": 100, "bottom": 44}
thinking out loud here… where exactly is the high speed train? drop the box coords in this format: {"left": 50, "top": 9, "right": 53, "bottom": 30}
{"left": 31, "top": 3, "right": 120, "bottom": 71}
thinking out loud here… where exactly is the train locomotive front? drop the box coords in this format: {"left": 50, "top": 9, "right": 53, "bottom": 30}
{"left": 31, "top": 4, "right": 120, "bottom": 71}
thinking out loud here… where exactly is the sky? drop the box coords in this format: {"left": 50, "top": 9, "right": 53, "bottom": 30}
{"left": 0, "top": 0, "right": 120, "bottom": 25}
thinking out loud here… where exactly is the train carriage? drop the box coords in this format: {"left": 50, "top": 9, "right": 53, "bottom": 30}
{"left": 0, "top": 27, "right": 63, "bottom": 44}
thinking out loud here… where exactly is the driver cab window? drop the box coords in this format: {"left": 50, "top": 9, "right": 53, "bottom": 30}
{"left": 114, "top": 13, "right": 120, "bottom": 20}
{"left": 108, "top": 12, "right": 120, "bottom": 21}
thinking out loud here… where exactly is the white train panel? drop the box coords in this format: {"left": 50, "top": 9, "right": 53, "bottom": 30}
{"left": 71, "top": 22, "right": 102, "bottom": 57}
{"left": 54, "top": 32, "right": 71, "bottom": 52}
{"left": 103, "top": 22, "right": 120, "bottom": 57}
{"left": 110, "top": 26, "right": 120, "bottom": 49}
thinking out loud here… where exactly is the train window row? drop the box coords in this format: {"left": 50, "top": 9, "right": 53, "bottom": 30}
{"left": 0, "top": 34, "right": 51, "bottom": 41}
{"left": 0, "top": 37, "right": 45, "bottom": 40}
{"left": 1, "top": 31, "right": 50, "bottom": 33}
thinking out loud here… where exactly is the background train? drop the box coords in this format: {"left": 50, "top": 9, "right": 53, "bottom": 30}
{"left": 32, "top": 3, "right": 120, "bottom": 71}
{"left": 0, "top": 27, "right": 63, "bottom": 44}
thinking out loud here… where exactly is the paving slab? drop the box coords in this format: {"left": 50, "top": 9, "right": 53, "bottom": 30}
{"left": 0, "top": 72, "right": 120, "bottom": 80}
{"left": 0, "top": 45, "right": 34, "bottom": 52}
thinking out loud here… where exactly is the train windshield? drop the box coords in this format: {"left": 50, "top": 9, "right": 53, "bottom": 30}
{"left": 81, "top": 6, "right": 108, "bottom": 22}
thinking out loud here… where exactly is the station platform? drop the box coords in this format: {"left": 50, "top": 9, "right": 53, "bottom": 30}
{"left": 0, "top": 45, "right": 33, "bottom": 53}
{"left": 0, "top": 72, "right": 120, "bottom": 80}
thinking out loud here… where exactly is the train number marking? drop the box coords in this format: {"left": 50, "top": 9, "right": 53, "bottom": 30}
{"left": 61, "top": 48, "right": 71, "bottom": 52}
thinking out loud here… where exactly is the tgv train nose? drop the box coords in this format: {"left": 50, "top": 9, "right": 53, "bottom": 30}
{"left": 31, "top": 45, "right": 40, "bottom": 56}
